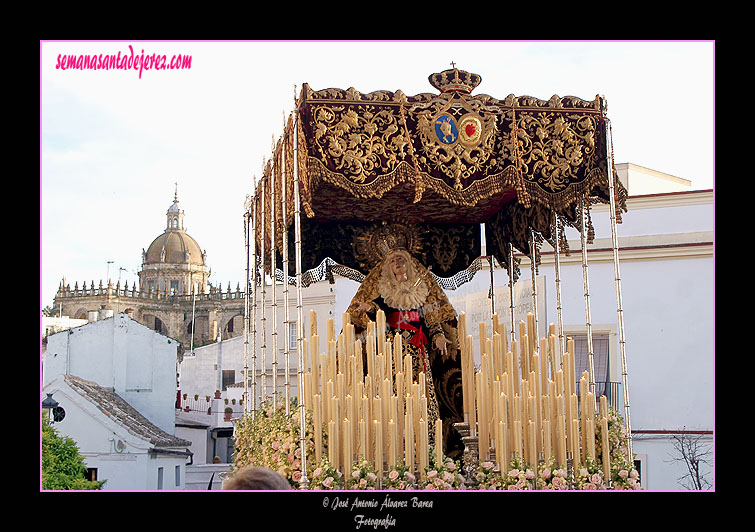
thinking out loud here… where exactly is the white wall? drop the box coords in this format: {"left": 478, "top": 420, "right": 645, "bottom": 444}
{"left": 44, "top": 375, "right": 187, "bottom": 491}
{"left": 179, "top": 282, "right": 336, "bottom": 404}
{"left": 44, "top": 314, "right": 180, "bottom": 435}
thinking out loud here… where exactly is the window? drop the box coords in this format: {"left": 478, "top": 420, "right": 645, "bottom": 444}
{"left": 289, "top": 322, "right": 298, "bottom": 349}
{"left": 569, "top": 333, "right": 615, "bottom": 408}
{"left": 52, "top": 406, "right": 66, "bottom": 422}
{"left": 170, "top": 280, "right": 178, "bottom": 295}
{"left": 571, "top": 334, "right": 610, "bottom": 385}
{"left": 85, "top": 468, "right": 98, "bottom": 482}
{"left": 175, "top": 465, "right": 181, "bottom": 487}
{"left": 157, "top": 467, "right": 164, "bottom": 490}
{"left": 222, "top": 370, "right": 235, "bottom": 391}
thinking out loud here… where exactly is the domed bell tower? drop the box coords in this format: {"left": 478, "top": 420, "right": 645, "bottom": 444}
{"left": 138, "top": 185, "right": 210, "bottom": 296}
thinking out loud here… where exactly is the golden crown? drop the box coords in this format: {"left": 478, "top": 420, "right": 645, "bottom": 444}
{"left": 428, "top": 67, "right": 482, "bottom": 94}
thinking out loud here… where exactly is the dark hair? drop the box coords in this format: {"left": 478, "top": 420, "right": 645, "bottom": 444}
{"left": 223, "top": 466, "right": 292, "bottom": 491}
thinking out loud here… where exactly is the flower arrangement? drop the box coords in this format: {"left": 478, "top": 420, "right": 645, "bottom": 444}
{"left": 419, "top": 447, "right": 465, "bottom": 490}
{"left": 574, "top": 455, "right": 608, "bottom": 490}
{"left": 383, "top": 464, "right": 417, "bottom": 490}
{"left": 231, "top": 400, "right": 641, "bottom": 490}
{"left": 475, "top": 460, "right": 505, "bottom": 490}
{"left": 347, "top": 458, "right": 379, "bottom": 490}
{"left": 536, "top": 456, "right": 569, "bottom": 490}
{"left": 232, "top": 398, "right": 318, "bottom": 489}
{"left": 501, "top": 456, "right": 537, "bottom": 490}
{"left": 598, "top": 407, "right": 641, "bottom": 490}
{"left": 309, "top": 457, "right": 343, "bottom": 490}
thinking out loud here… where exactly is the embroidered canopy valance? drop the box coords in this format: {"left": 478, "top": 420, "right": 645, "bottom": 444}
{"left": 252, "top": 68, "right": 626, "bottom": 286}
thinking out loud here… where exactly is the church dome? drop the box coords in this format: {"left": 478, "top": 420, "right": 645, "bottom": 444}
{"left": 142, "top": 187, "right": 207, "bottom": 266}
{"left": 144, "top": 230, "right": 205, "bottom": 265}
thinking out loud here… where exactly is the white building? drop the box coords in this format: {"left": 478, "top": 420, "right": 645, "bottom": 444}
{"left": 43, "top": 313, "right": 192, "bottom": 490}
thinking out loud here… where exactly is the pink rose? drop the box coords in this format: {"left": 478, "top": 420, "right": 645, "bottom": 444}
{"left": 427, "top": 470, "right": 438, "bottom": 479}
{"left": 481, "top": 461, "right": 494, "bottom": 471}
{"left": 619, "top": 469, "right": 629, "bottom": 479}
{"left": 367, "top": 472, "right": 377, "bottom": 482}
{"left": 525, "top": 469, "right": 535, "bottom": 480}
{"left": 508, "top": 469, "right": 520, "bottom": 478}
{"left": 271, "top": 441, "right": 280, "bottom": 450}
{"left": 292, "top": 471, "right": 302, "bottom": 482}
{"left": 591, "top": 473, "right": 602, "bottom": 485}
{"left": 388, "top": 470, "right": 399, "bottom": 481}
{"left": 540, "top": 468, "right": 552, "bottom": 479}
{"left": 352, "top": 470, "right": 361, "bottom": 479}
{"left": 359, "top": 478, "right": 367, "bottom": 487}
{"left": 442, "top": 471, "right": 454, "bottom": 483}
{"left": 313, "top": 467, "right": 322, "bottom": 478}
{"left": 323, "top": 476, "right": 333, "bottom": 488}
{"left": 447, "top": 462, "right": 456, "bottom": 471}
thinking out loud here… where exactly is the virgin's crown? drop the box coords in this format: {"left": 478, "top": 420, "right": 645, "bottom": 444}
{"left": 428, "top": 68, "right": 482, "bottom": 94}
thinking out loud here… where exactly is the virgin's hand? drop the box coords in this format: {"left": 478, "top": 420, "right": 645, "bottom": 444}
{"left": 355, "top": 302, "right": 372, "bottom": 313}
{"left": 435, "top": 334, "right": 450, "bottom": 355}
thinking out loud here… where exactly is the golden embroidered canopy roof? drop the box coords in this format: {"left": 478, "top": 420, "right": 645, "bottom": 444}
{"left": 252, "top": 68, "right": 627, "bottom": 286}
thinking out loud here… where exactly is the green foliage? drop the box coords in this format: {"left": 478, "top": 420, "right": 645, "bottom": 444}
{"left": 42, "top": 418, "right": 104, "bottom": 490}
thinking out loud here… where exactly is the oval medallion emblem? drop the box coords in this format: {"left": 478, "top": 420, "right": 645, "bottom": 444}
{"left": 434, "top": 114, "right": 458, "bottom": 145}
{"left": 459, "top": 115, "right": 482, "bottom": 145}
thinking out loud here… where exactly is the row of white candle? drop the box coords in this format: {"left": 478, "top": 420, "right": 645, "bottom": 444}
{"left": 459, "top": 311, "right": 612, "bottom": 476}
{"left": 300, "top": 310, "right": 442, "bottom": 478}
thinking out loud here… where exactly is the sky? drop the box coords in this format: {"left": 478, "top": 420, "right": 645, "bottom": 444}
{"left": 40, "top": 40, "right": 715, "bottom": 310}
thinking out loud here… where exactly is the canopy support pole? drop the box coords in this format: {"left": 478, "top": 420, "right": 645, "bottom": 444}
{"left": 605, "top": 116, "right": 633, "bottom": 458}
{"left": 243, "top": 203, "right": 251, "bottom": 416}
{"left": 281, "top": 133, "right": 292, "bottom": 415}
{"left": 260, "top": 177, "right": 268, "bottom": 405}
{"left": 530, "top": 230, "right": 539, "bottom": 344}
{"left": 580, "top": 199, "right": 598, "bottom": 413}
{"left": 552, "top": 211, "right": 565, "bottom": 372}
{"left": 251, "top": 190, "right": 258, "bottom": 418}
{"left": 293, "top": 100, "right": 310, "bottom": 489}
{"left": 508, "top": 243, "right": 516, "bottom": 346}
{"left": 270, "top": 154, "right": 279, "bottom": 411}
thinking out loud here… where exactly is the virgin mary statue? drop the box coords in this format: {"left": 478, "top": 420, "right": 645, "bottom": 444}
{"left": 347, "top": 234, "right": 465, "bottom": 459}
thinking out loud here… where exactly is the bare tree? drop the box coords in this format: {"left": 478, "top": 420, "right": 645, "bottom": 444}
{"left": 666, "top": 428, "right": 713, "bottom": 490}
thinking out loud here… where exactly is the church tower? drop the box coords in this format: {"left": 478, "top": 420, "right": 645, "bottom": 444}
{"left": 139, "top": 186, "right": 210, "bottom": 296}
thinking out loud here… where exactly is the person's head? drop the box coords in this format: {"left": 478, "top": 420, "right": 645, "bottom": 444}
{"left": 387, "top": 250, "right": 409, "bottom": 281}
{"left": 383, "top": 248, "right": 415, "bottom": 282}
{"left": 222, "top": 466, "right": 292, "bottom": 490}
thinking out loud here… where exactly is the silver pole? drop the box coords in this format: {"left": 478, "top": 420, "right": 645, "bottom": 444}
{"left": 552, "top": 212, "right": 565, "bottom": 370}
{"left": 580, "top": 199, "right": 597, "bottom": 403}
{"left": 281, "top": 124, "right": 292, "bottom": 415}
{"left": 529, "top": 230, "right": 539, "bottom": 343}
{"left": 604, "top": 114, "right": 632, "bottom": 458}
{"left": 251, "top": 185, "right": 258, "bottom": 417}
{"left": 293, "top": 93, "right": 309, "bottom": 488}
{"left": 271, "top": 147, "right": 279, "bottom": 411}
{"left": 243, "top": 205, "right": 251, "bottom": 416}
{"left": 260, "top": 176, "right": 268, "bottom": 405}
{"left": 508, "top": 243, "right": 516, "bottom": 345}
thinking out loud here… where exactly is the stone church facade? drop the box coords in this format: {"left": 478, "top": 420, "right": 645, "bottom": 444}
{"left": 53, "top": 192, "right": 246, "bottom": 349}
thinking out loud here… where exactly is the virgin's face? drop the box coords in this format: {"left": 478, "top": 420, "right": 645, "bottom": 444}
{"left": 388, "top": 254, "right": 408, "bottom": 280}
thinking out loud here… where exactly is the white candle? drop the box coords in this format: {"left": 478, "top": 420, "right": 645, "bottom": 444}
{"left": 344, "top": 417, "right": 352, "bottom": 469}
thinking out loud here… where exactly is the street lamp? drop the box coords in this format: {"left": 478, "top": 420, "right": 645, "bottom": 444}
{"left": 42, "top": 393, "right": 59, "bottom": 424}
